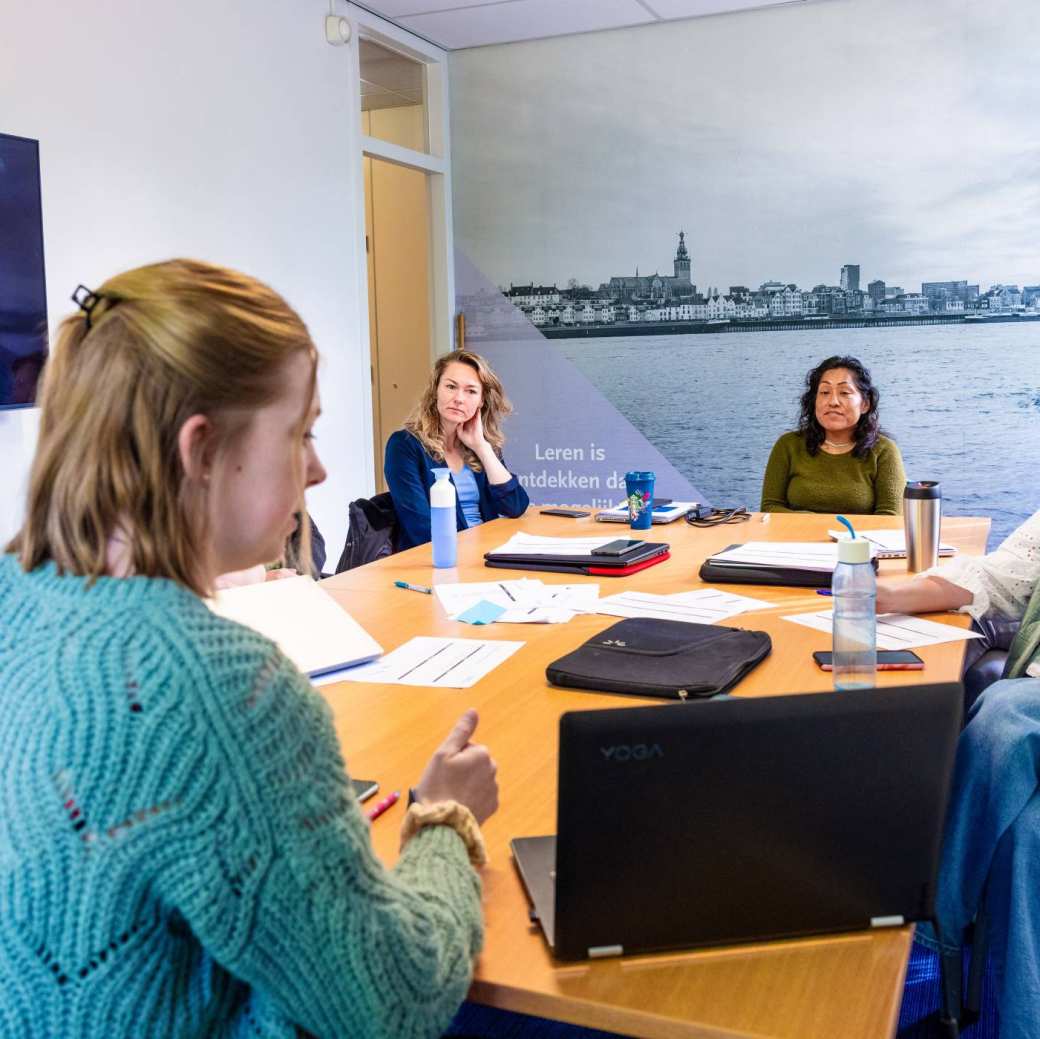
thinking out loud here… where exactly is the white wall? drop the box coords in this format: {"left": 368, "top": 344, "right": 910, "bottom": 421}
{"left": 1, "top": 0, "right": 373, "bottom": 557}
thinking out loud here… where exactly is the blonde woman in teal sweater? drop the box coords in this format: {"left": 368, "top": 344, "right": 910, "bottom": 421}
{"left": 0, "top": 261, "right": 496, "bottom": 1038}
{"left": 760, "top": 355, "right": 906, "bottom": 515}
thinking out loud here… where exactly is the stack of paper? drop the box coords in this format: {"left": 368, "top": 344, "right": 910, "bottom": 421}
{"left": 434, "top": 578, "right": 600, "bottom": 624}
{"left": 781, "top": 609, "right": 983, "bottom": 649}
{"left": 208, "top": 575, "right": 383, "bottom": 677}
{"left": 596, "top": 589, "right": 772, "bottom": 624}
{"left": 827, "top": 529, "right": 956, "bottom": 559}
{"left": 488, "top": 532, "right": 621, "bottom": 557}
{"left": 707, "top": 542, "right": 849, "bottom": 572}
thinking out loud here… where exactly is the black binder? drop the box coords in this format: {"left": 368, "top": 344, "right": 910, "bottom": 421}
{"left": 485, "top": 541, "right": 670, "bottom": 577}
{"left": 698, "top": 544, "right": 879, "bottom": 589}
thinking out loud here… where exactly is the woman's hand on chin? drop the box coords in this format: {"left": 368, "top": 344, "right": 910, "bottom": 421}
{"left": 457, "top": 412, "right": 488, "bottom": 454}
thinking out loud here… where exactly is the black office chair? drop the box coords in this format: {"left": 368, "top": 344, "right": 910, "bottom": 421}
{"left": 939, "top": 907, "right": 992, "bottom": 1038}
{"left": 962, "top": 616, "right": 1020, "bottom": 713}
{"left": 335, "top": 492, "right": 399, "bottom": 573}
{"left": 286, "top": 513, "right": 327, "bottom": 577}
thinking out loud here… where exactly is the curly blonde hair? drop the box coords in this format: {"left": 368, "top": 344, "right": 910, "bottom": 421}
{"left": 404, "top": 350, "right": 512, "bottom": 471}
{"left": 8, "top": 259, "right": 317, "bottom": 595}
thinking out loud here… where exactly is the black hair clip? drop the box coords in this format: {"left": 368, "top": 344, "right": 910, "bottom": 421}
{"left": 71, "top": 284, "right": 103, "bottom": 329}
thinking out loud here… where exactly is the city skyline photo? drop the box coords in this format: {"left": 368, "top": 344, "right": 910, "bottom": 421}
{"left": 451, "top": 0, "right": 1039, "bottom": 296}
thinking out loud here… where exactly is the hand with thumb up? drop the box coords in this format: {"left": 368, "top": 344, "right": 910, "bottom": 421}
{"left": 413, "top": 708, "right": 498, "bottom": 824}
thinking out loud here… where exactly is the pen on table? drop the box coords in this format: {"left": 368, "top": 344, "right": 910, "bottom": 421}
{"left": 367, "top": 790, "right": 400, "bottom": 822}
{"left": 395, "top": 580, "right": 432, "bottom": 595}
{"left": 816, "top": 588, "right": 832, "bottom": 596}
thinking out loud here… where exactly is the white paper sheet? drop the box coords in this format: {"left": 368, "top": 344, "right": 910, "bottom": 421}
{"left": 826, "top": 529, "right": 956, "bottom": 559}
{"left": 708, "top": 542, "right": 846, "bottom": 572}
{"left": 596, "top": 588, "right": 773, "bottom": 624}
{"left": 781, "top": 609, "right": 984, "bottom": 650}
{"left": 487, "top": 531, "right": 627, "bottom": 557}
{"left": 495, "top": 606, "right": 577, "bottom": 624}
{"left": 538, "top": 584, "right": 601, "bottom": 612}
{"left": 434, "top": 579, "right": 542, "bottom": 617}
{"left": 333, "top": 636, "right": 524, "bottom": 688}
{"left": 434, "top": 578, "right": 600, "bottom": 623}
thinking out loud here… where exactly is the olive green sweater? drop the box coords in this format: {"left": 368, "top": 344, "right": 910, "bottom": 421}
{"left": 760, "top": 431, "right": 906, "bottom": 515}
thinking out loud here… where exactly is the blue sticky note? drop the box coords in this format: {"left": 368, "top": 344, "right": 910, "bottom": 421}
{"left": 457, "top": 600, "right": 507, "bottom": 625}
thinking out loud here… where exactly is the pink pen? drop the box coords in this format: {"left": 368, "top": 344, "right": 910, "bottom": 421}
{"left": 366, "top": 790, "right": 400, "bottom": 822}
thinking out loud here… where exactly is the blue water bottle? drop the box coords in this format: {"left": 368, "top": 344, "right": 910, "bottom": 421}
{"left": 430, "top": 468, "right": 457, "bottom": 568}
{"left": 832, "top": 529, "right": 877, "bottom": 690}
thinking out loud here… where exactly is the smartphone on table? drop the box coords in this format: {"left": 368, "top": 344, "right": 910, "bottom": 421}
{"left": 539, "top": 507, "right": 591, "bottom": 518}
{"left": 813, "top": 650, "right": 924, "bottom": 671}
{"left": 591, "top": 538, "right": 644, "bottom": 557}
{"left": 351, "top": 778, "right": 379, "bottom": 802}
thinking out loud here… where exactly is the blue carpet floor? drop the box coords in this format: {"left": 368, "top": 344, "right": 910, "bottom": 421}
{"left": 445, "top": 941, "right": 999, "bottom": 1039}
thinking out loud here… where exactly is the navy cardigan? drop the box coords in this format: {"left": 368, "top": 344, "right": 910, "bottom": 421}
{"left": 384, "top": 429, "right": 530, "bottom": 550}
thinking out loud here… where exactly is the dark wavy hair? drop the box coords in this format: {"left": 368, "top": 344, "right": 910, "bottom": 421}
{"left": 797, "top": 355, "right": 882, "bottom": 458}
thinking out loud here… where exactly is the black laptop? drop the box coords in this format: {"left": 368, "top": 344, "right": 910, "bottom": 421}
{"left": 511, "top": 683, "right": 961, "bottom": 961}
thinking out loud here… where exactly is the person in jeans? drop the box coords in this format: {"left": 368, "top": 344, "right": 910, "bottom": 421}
{"left": 878, "top": 510, "right": 1040, "bottom": 1037}
{"left": 0, "top": 259, "right": 497, "bottom": 1038}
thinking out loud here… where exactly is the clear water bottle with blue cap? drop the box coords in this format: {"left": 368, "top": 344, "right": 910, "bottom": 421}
{"left": 832, "top": 515, "right": 877, "bottom": 690}
{"left": 430, "top": 468, "right": 457, "bottom": 568}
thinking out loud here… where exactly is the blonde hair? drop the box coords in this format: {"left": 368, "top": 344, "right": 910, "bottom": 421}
{"left": 8, "top": 258, "right": 317, "bottom": 595}
{"left": 404, "top": 350, "right": 512, "bottom": 470}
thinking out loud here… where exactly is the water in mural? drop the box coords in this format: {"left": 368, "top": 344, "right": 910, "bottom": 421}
{"left": 555, "top": 322, "right": 1040, "bottom": 547}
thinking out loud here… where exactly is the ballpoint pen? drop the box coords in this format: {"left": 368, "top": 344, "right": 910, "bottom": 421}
{"left": 366, "top": 790, "right": 401, "bottom": 822}
{"left": 394, "top": 580, "right": 432, "bottom": 594}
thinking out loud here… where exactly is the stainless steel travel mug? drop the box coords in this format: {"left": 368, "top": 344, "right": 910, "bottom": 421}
{"left": 903, "top": 481, "right": 942, "bottom": 572}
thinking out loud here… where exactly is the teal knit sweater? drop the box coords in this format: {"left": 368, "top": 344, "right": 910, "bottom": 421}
{"left": 0, "top": 554, "right": 482, "bottom": 1038}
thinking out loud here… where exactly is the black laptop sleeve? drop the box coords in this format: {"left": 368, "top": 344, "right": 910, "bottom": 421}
{"left": 546, "top": 617, "right": 771, "bottom": 700}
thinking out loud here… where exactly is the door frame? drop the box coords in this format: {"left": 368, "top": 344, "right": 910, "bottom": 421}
{"left": 342, "top": 3, "right": 455, "bottom": 487}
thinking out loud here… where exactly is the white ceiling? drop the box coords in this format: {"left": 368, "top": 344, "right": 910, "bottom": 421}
{"left": 355, "top": 0, "right": 817, "bottom": 50}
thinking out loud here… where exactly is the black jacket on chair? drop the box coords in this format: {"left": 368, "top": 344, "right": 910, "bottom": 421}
{"left": 336, "top": 493, "right": 399, "bottom": 573}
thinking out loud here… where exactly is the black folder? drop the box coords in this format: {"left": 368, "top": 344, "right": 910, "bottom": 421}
{"left": 699, "top": 544, "right": 878, "bottom": 588}
{"left": 485, "top": 541, "right": 670, "bottom": 577}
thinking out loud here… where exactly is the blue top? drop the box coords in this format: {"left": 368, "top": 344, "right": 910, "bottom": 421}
{"left": 454, "top": 465, "right": 483, "bottom": 529}
{"left": 385, "top": 429, "right": 530, "bottom": 550}
{"left": 0, "top": 553, "right": 482, "bottom": 1038}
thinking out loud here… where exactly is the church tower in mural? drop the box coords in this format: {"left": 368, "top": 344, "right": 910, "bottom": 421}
{"left": 674, "top": 230, "right": 691, "bottom": 285}
{"left": 607, "top": 231, "right": 697, "bottom": 303}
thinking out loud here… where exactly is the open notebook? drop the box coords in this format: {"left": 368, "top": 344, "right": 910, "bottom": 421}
{"left": 827, "top": 529, "right": 956, "bottom": 560}
{"left": 208, "top": 575, "right": 383, "bottom": 678}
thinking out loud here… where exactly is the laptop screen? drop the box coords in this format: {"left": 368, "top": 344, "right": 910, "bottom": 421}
{"left": 548, "top": 684, "right": 960, "bottom": 960}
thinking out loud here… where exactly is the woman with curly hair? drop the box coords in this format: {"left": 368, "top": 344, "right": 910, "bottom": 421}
{"left": 385, "top": 350, "right": 529, "bottom": 549}
{"left": 760, "top": 354, "right": 906, "bottom": 515}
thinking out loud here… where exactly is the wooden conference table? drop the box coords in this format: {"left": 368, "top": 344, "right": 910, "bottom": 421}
{"left": 321, "top": 511, "right": 989, "bottom": 1039}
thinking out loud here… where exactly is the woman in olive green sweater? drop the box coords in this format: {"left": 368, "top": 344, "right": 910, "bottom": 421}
{"left": 760, "top": 355, "right": 906, "bottom": 515}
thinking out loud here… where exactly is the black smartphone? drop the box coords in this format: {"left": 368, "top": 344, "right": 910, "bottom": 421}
{"left": 591, "top": 538, "right": 644, "bottom": 557}
{"left": 813, "top": 650, "right": 924, "bottom": 671}
{"left": 351, "top": 778, "right": 379, "bottom": 802}
{"left": 539, "top": 507, "right": 591, "bottom": 518}
{"left": 652, "top": 498, "right": 673, "bottom": 506}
